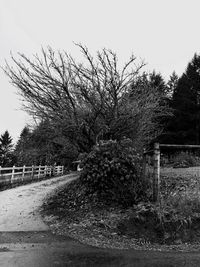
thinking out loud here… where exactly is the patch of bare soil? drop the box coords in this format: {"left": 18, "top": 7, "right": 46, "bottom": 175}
{"left": 41, "top": 179, "right": 200, "bottom": 252}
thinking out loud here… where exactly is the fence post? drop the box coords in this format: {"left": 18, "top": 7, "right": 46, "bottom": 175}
{"left": 49, "top": 166, "right": 52, "bottom": 177}
{"left": 38, "top": 165, "right": 41, "bottom": 179}
{"left": 142, "top": 149, "right": 147, "bottom": 182}
{"left": 44, "top": 165, "right": 47, "bottom": 177}
{"left": 53, "top": 166, "right": 57, "bottom": 176}
{"left": 31, "top": 165, "right": 34, "bottom": 179}
{"left": 62, "top": 166, "right": 64, "bottom": 175}
{"left": 22, "top": 165, "right": 26, "bottom": 181}
{"left": 153, "top": 143, "right": 160, "bottom": 202}
{"left": 53, "top": 166, "right": 56, "bottom": 176}
{"left": 11, "top": 166, "right": 15, "bottom": 184}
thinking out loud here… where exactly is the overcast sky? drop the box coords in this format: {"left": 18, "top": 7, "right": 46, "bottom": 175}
{"left": 1, "top": 0, "right": 200, "bottom": 143}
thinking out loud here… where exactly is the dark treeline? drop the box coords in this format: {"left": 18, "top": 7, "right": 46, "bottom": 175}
{"left": 14, "top": 120, "right": 78, "bottom": 167}
{"left": 160, "top": 53, "right": 200, "bottom": 145}
{"left": 0, "top": 122, "right": 78, "bottom": 168}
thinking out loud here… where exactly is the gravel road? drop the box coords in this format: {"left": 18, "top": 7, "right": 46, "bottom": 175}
{"left": 0, "top": 173, "right": 77, "bottom": 232}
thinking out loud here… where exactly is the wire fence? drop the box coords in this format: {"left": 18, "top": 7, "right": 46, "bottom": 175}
{"left": 143, "top": 143, "right": 200, "bottom": 201}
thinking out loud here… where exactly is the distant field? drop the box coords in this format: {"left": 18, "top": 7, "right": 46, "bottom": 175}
{"left": 161, "top": 166, "right": 200, "bottom": 177}
{"left": 146, "top": 166, "right": 200, "bottom": 178}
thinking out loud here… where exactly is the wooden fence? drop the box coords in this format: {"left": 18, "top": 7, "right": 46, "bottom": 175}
{"left": 0, "top": 165, "right": 64, "bottom": 186}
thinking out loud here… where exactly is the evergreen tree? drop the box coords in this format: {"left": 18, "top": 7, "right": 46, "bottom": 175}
{"left": 29, "top": 120, "right": 78, "bottom": 166}
{"left": 165, "top": 54, "right": 200, "bottom": 144}
{"left": 14, "top": 122, "right": 78, "bottom": 167}
{"left": 158, "top": 72, "right": 179, "bottom": 143}
{"left": 133, "top": 71, "right": 167, "bottom": 97}
{"left": 130, "top": 71, "right": 171, "bottom": 147}
{"left": 149, "top": 71, "right": 167, "bottom": 95}
{"left": 14, "top": 127, "right": 32, "bottom": 165}
{"left": 0, "top": 130, "right": 14, "bottom": 166}
{"left": 167, "top": 71, "right": 179, "bottom": 98}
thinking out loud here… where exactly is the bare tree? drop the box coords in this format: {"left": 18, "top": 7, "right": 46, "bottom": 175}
{"left": 3, "top": 44, "right": 170, "bottom": 152}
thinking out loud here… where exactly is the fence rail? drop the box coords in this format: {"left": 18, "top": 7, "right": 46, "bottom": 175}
{"left": 0, "top": 165, "right": 64, "bottom": 186}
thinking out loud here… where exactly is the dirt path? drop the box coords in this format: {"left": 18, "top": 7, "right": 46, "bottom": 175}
{"left": 0, "top": 173, "right": 77, "bottom": 232}
{"left": 0, "top": 173, "right": 200, "bottom": 266}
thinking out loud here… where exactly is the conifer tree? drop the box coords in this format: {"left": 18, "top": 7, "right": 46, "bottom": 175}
{"left": 149, "top": 71, "right": 167, "bottom": 95}
{"left": 14, "top": 127, "right": 32, "bottom": 165}
{"left": 166, "top": 54, "right": 200, "bottom": 144}
{"left": 14, "top": 122, "right": 78, "bottom": 167}
{"left": 0, "top": 130, "right": 14, "bottom": 166}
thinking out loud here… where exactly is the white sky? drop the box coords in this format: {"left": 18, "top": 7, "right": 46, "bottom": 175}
{"left": 1, "top": 0, "right": 200, "bottom": 143}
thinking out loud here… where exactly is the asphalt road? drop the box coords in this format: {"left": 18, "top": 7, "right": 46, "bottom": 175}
{"left": 1, "top": 231, "right": 200, "bottom": 267}
{"left": 0, "top": 173, "right": 200, "bottom": 266}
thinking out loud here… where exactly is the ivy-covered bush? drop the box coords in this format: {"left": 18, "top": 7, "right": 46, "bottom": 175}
{"left": 80, "top": 139, "right": 148, "bottom": 207}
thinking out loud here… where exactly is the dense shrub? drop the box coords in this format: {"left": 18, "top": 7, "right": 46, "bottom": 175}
{"left": 80, "top": 139, "right": 148, "bottom": 207}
